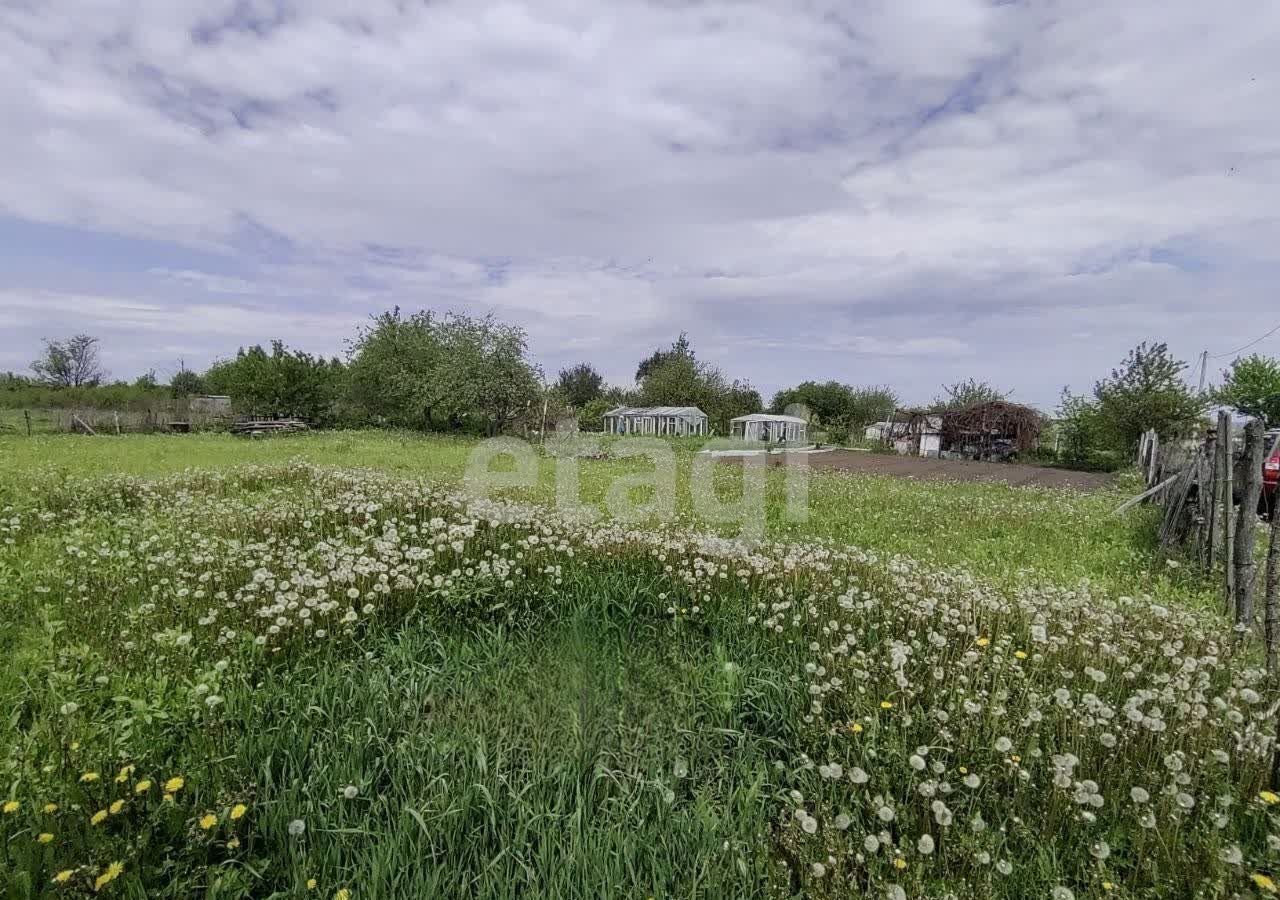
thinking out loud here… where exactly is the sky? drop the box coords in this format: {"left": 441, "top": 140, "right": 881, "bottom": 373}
{"left": 1, "top": 0, "right": 1278, "bottom": 409}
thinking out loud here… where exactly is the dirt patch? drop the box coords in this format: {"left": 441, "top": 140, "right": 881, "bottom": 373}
{"left": 723, "top": 450, "right": 1116, "bottom": 492}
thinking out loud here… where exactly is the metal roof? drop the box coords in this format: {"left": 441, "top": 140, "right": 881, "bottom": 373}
{"left": 731, "top": 413, "right": 808, "bottom": 424}
{"left": 604, "top": 406, "right": 708, "bottom": 418}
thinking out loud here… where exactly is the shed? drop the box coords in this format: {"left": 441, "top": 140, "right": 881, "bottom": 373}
{"left": 872, "top": 410, "right": 943, "bottom": 457}
{"left": 603, "top": 406, "right": 709, "bottom": 436}
{"left": 730, "top": 413, "right": 809, "bottom": 444}
{"left": 940, "top": 401, "right": 1043, "bottom": 460}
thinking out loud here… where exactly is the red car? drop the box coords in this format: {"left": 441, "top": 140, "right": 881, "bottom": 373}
{"left": 1266, "top": 430, "right": 1280, "bottom": 514}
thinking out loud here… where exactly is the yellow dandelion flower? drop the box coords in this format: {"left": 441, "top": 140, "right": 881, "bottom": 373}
{"left": 109, "top": 799, "right": 125, "bottom": 815}
{"left": 1011, "top": 755, "right": 1022, "bottom": 763}
{"left": 134, "top": 780, "right": 152, "bottom": 794}
{"left": 90, "top": 809, "right": 108, "bottom": 826}
{"left": 880, "top": 701, "right": 893, "bottom": 710}
{"left": 69, "top": 742, "right": 80, "bottom": 751}
{"left": 227, "top": 836, "right": 241, "bottom": 850}
{"left": 975, "top": 637, "right": 990, "bottom": 647}
{"left": 1260, "top": 791, "right": 1280, "bottom": 805}
{"left": 93, "top": 861, "right": 124, "bottom": 892}
{"left": 307, "top": 879, "right": 318, "bottom": 890}
{"left": 1014, "top": 650, "right": 1028, "bottom": 660}
{"left": 1102, "top": 883, "right": 1115, "bottom": 891}
{"left": 44, "top": 803, "right": 59, "bottom": 814}
{"left": 199, "top": 813, "right": 218, "bottom": 830}
{"left": 163, "top": 793, "right": 176, "bottom": 804}
{"left": 2, "top": 800, "right": 19, "bottom": 814}
{"left": 52, "top": 870, "right": 74, "bottom": 884}
{"left": 1252, "top": 873, "right": 1277, "bottom": 893}
{"left": 37, "top": 832, "right": 55, "bottom": 844}
{"left": 114, "top": 766, "right": 134, "bottom": 784}
{"left": 230, "top": 803, "right": 248, "bottom": 820}
{"left": 893, "top": 857, "right": 907, "bottom": 870}
{"left": 163, "top": 776, "right": 185, "bottom": 794}
{"left": 79, "top": 772, "right": 100, "bottom": 783}
{"left": 959, "top": 767, "right": 968, "bottom": 774}
{"left": 335, "top": 890, "right": 351, "bottom": 900}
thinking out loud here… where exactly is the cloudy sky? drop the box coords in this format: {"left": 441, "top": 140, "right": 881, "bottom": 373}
{"left": 1, "top": 0, "right": 1277, "bottom": 408}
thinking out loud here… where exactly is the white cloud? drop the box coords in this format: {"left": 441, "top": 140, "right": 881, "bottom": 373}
{"left": 0, "top": 0, "right": 1277, "bottom": 405}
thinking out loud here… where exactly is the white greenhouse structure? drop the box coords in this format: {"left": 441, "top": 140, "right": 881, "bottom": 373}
{"left": 730, "top": 413, "right": 809, "bottom": 444}
{"left": 603, "top": 406, "right": 710, "bottom": 436}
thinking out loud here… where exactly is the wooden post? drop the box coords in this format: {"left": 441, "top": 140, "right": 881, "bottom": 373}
{"left": 1205, "top": 428, "right": 1218, "bottom": 570}
{"left": 113, "top": 411, "right": 121, "bottom": 435}
{"left": 1264, "top": 512, "right": 1280, "bottom": 672}
{"left": 1234, "top": 419, "right": 1266, "bottom": 628}
{"left": 72, "top": 414, "right": 97, "bottom": 437}
{"left": 1222, "top": 412, "right": 1236, "bottom": 613}
{"left": 1147, "top": 432, "right": 1161, "bottom": 488}
{"left": 23, "top": 409, "right": 31, "bottom": 437}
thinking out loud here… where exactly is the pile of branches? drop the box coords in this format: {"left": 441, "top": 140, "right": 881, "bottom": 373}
{"left": 940, "top": 400, "right": 1044, "bottom": 455}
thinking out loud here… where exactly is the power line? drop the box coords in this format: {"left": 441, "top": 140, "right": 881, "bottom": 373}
{"left": 1209, "top": 320, "right": 1280, "bottom": 359}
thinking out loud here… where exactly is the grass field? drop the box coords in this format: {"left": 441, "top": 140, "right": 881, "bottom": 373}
{"left": 2, "top": 432, "right": 1273, "bottom": 899}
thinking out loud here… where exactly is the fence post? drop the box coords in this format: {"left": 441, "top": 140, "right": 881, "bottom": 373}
{"left": 23, "top": 409, "right": 31, "bottom": 437}
{"left": 1222, "top": 412, "right": 1235, "bottom": 613}
{"left": 1264, "top": 512, "right": 1280, "bottom": 672}
{"left": 1204, "top": 427, "right": 1218, "bottom": 570}
{"left": 1234, "top": 419, "right": 1266, "bottom": 628}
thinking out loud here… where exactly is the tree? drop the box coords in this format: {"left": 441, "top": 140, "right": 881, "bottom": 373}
{"left": 635, "top": 333, "right": 694, "bottom": 383}
{"left": 204, "top": 341, "right": 344, "bottom": 424}
{"left": 1214, "top": 354, "right": 1280, "bottom": 425}
{"left": 932, "top": 378, "right": 1007, "bottom": 410}
{"left": 579, "top": 396, "right": 614, "bottom": 431}
{"left": 557, "top": 363, "right": 605, "bottom": 408}
{"left": 1055, "top": 387, "right": 1104, "bottom": 467}
{"left": 170, "top": 369, "right": 206, "bottom": 398}
{"left": 771, "top": 381, "right": 854, "bottom": 424}
{"left": 32, "top": 334, "right": 106, "bottom": 387}
{"left": 636, "top": 342, "right": 760, "bottom": 434}
{"left": 770, "top": 382, "right": 896, "bottom": 434}
{"left": 346, "top": 308, "right": 541, "bottom": 433}
{"left": 1093, "top": 341, "right": 1203, "bottom": 449}
{"left": 845, "top": 386, "right": 898, "bottom": 431}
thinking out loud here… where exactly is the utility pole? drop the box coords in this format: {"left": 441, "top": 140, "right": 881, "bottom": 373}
{"left": 1198, "top": 349, "right": 1209, "bottom": 394}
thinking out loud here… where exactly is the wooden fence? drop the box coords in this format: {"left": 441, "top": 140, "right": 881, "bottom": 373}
{"left": 1127, "top": 418, "right": 1279, "bottom": 644}
{"left": 0, "top": 402, "right": 233, "bottom": 435}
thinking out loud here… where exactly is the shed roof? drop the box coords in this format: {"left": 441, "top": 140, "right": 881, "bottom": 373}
{"left": 731, "top": 413, "right": 807, "bottom": 424}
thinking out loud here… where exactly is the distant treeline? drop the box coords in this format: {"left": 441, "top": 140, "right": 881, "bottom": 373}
{"left": 10, "top": 318, "right": 1277, "bottom": 465}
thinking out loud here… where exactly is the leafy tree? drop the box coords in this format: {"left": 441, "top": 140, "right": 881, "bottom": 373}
{"left": 170, "top": 369, "right": 206, "bottom": 398}
{"left": 635, "top": 333, "right": 694, "bottom": 383}
{"left": 770, "top": 381, "right": 853, "bottom": 424}
{"left": 204, "top": 341, "right": 345, "bottom": 424}
{"left": 845, "top": 386, "right": 898, "bottom": 431}
{"left": 636, "top": 344, "right": 760, "bottom": 434}
{"left": 1213, "top": 354, "right": 1280, "bottom": 425}
{"left": 1055, "top": 387, "right": 1104, "bottom": 467}
{"left": 932, "top": 378, "right": 1007, "bottom": 410}
{"left": 771, "top": 382, "right": 896, "bottom": 433}
{"left": 557, "top": 363, "right": 605, "bottom": 408}
{"left": 346, "top": 308, "right": 540, "bottom": 434}
{"left": 579, "top": 396, "right": 614, "bottom": 431}
{"left": 1093, "top": 342, "right": 1203, "bottom": 449}
{"left": 32, "top": 334, "right": 106, "bottom": 387}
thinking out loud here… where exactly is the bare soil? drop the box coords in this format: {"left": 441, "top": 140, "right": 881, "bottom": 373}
{"left": 725, "top": 450, "right": 1116, "bottom": 492}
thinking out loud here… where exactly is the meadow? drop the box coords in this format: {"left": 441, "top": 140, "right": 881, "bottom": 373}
{"left": 1, "top": 432, "right": 1273, "bottom": 899}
